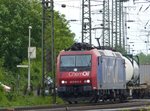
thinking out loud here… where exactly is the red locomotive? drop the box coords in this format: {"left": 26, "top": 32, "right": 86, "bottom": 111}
{"left": 56, "top": 43, "right": 139, "bottom": 103}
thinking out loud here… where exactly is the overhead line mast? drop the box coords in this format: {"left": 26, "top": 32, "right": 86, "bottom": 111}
{"left": 42, "top": 0, "right": 56, "bottom": 103}
{"left": 102, "top": 0, "right": 110, "bottom": 47}
{"left": 82, "top": 0, "right": 92, "bottom": 44}
{"left": 102, "top": 0, "right": 126, "bottom": 50}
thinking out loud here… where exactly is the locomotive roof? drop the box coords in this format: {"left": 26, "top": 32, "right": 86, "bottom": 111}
{"left": 98, "top": 50, "right": 122, "bottom": 57}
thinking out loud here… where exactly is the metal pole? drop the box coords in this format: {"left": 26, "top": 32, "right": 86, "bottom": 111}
{"left": 115, "top": 0, "right": 118, "bottom": 48}
{"left": 102, "top": 0, "right": 105, "bottom": 47}
{"left": 51, "top": 0, "right": 56, "bottom": 104}
{"left": 119, "top": 1, "right": 122, "bottom": 47}
{"left": 42, "top": 0, "right": 45, "bottom": 96}
{"left": 124, "top": 7, "right": 128, "bottom": 51}
{"left": 81, "top": 0, "right": 92, "bottom": 44}
{"left": 28, "top": 26, "right": 32, "bottom": 91}
{"left": 17, "top": 68, "right": 20, "bottom": 94}
{"left": 89, "top": 0, "right": 92, "bottom": 45}
{"left": 122, "top": 6, "right": 125, "bottom": 50}
{"left": 111, "top": 0, "right": 114, "bottom": 48}
{"left": 81, "top": 0, "right": 84, "bottom": 43}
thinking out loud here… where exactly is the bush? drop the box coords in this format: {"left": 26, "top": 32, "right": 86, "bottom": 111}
{"left": 5, "top": 91, "right": 17, "bottom": 101}
{"left": 0, "top": 86, "right": 9, "bottom": 107}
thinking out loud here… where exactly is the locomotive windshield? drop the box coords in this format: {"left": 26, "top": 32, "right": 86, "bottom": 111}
{"left": 60, "top": 55, "right": 91, "bottom": 71}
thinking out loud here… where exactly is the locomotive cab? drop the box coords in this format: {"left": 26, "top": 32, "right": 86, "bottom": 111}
{"left": 56, "top": 49, "right": 99, "bottom": 102}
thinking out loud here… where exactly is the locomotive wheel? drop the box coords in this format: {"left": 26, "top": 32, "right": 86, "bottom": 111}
{"left": 74, "top": 101, "right": 78, "bottom": 104}
{"left": 89, "top": 93, "right": 99, "bottom": 103}
{"left": 68, "top": 101, "right": 72, "bottom": 104}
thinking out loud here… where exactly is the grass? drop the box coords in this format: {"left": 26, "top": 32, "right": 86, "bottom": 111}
{"left": 0, "top": 94, "right": 64, "bottom": 108}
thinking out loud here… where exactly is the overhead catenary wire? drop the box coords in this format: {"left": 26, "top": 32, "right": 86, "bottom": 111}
{"left": 143, "top": 4, "right": 150, "bottom": 12}
{"left": 54, "top": 3, "right": 81, "bottom": 9}
{"left": 54, "top": 0, "right": 150, "bottom": 54}
{"left": 137, "top": 5, "right": 143, "bottom": 14}
{"left": 145, "top": 20, "right": 150, "bottom": 27}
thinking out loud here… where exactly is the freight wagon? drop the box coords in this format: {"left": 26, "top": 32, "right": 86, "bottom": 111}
{"left": 128, "top": 64, "right": 150, "bottom": 98}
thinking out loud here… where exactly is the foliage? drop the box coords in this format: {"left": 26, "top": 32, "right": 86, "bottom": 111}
{"left": 0, "top": 56, "right": 64, "bottom": 107}
{"left": 0, "top": 0, "right": 75, "bottom": 70}
{"left": 0, "top": 86, "right": 9, "bottom": 107}
{"left": 54, "top": 12, "right": 75, "bottom": 54}
{"left": 137, "top": 53, "right": 150, "bottom": 64}
{"left": 0, "top": 58, "right": 4, "bottom": 81}
{"left": 115, "top": 46, "right": 127, "bottom": 55}
{"left": 45, "top": 11, "right": 75, "bottom": 56}
{"left": 18, "top": 48, "right": 42, "bottom": 92}
{"left": 0, "top": 0, "right": 75, "bottom": 107}
{"left": 0, "top": 95, "right": 64, "bottom": 107}
{"left": 0, "top": 0, "right": 42, "bottom": 69}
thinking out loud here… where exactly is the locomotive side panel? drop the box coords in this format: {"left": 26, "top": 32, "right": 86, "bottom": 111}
{"left": 97, "top": 56, "right": 126, "bottom": 89}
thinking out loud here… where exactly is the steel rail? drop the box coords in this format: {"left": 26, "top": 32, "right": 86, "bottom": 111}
{"left": 1, "top": 100, "right": 150, "bottom": 111}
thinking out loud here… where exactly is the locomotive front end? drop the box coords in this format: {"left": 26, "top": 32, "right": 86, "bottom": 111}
{"left": 56, "top": 50, "right": 98, "bottom": 102}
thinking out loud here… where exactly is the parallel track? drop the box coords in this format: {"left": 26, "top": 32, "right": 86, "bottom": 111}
{"left": 2, "top": 99, "right": 150, "bottom": 111}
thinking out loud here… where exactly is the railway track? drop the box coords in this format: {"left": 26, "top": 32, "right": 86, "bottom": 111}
{"left": 1, "top": 99, "right": 150, "bottom": 111}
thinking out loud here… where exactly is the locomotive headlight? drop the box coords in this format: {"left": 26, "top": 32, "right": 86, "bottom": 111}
{"left": 84, "top": 80, "right": 87, "bottom": 83}
{"left": 61, "top": 80, "right": 67, "bottom": 84}
{"left": 87, "top": 79, "right": 90, "bottom": 83}
{"left": 84, "top": 79, "right": 90, "bottom": 83}
{"left": 61, "top": 80, "right": 65, "bottom": 84}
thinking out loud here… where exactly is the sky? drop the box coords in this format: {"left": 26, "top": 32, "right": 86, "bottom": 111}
{"left": 124, "top": 0, "right": 150, "bottom": 55}
{"left": 54, "top": 0, "right": 82, "bottom": 41}
{"left": 54, "top": 0, "right": 150, "bottom": 55}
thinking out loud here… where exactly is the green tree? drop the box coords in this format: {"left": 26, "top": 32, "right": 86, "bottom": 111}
{"left": 115, "top": 46, "right": 127, "bottom": 55}
{"left": 45, "top": 11, "right": 75, "bottom": 56}
{"left": 0, "top": 0, "right": 75, "bottom": 70}
{"left": 137, "top": 53, "right": 150, "bottom": 64}
{"left": 0, "top": 0, "right": 75, "bottom": 96}
{"left": 0, "top": 58, "right": 4, "bottom": 80}
{"left": 0, "top": 0, "right": 42, "bottom": 69}
{"left": 0, "top": 86, "right": 9, "bottom": 106}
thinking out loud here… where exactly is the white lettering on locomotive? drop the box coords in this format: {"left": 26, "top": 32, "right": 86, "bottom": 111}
{"left": 69, "top": 80, "right": 82, "bottom": 84}
{"left": 68, "top": 71, "right": 90, "bottom": 77}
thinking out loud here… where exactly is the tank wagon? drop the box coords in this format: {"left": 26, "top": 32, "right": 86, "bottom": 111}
{"left": 56, "top": 43, "right": 139, "bottom": 103}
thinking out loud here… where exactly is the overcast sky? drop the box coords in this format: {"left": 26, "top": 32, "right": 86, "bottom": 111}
{"left": 54, "top": 0, "right": 150, "bottom": 55}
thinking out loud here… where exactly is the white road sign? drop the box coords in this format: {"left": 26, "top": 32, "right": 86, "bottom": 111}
{"left": 17, "top": 65, "right": 28, "bottom": 68}
{"left": 28, "top": 47, "right": 36, "bottom": 59}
